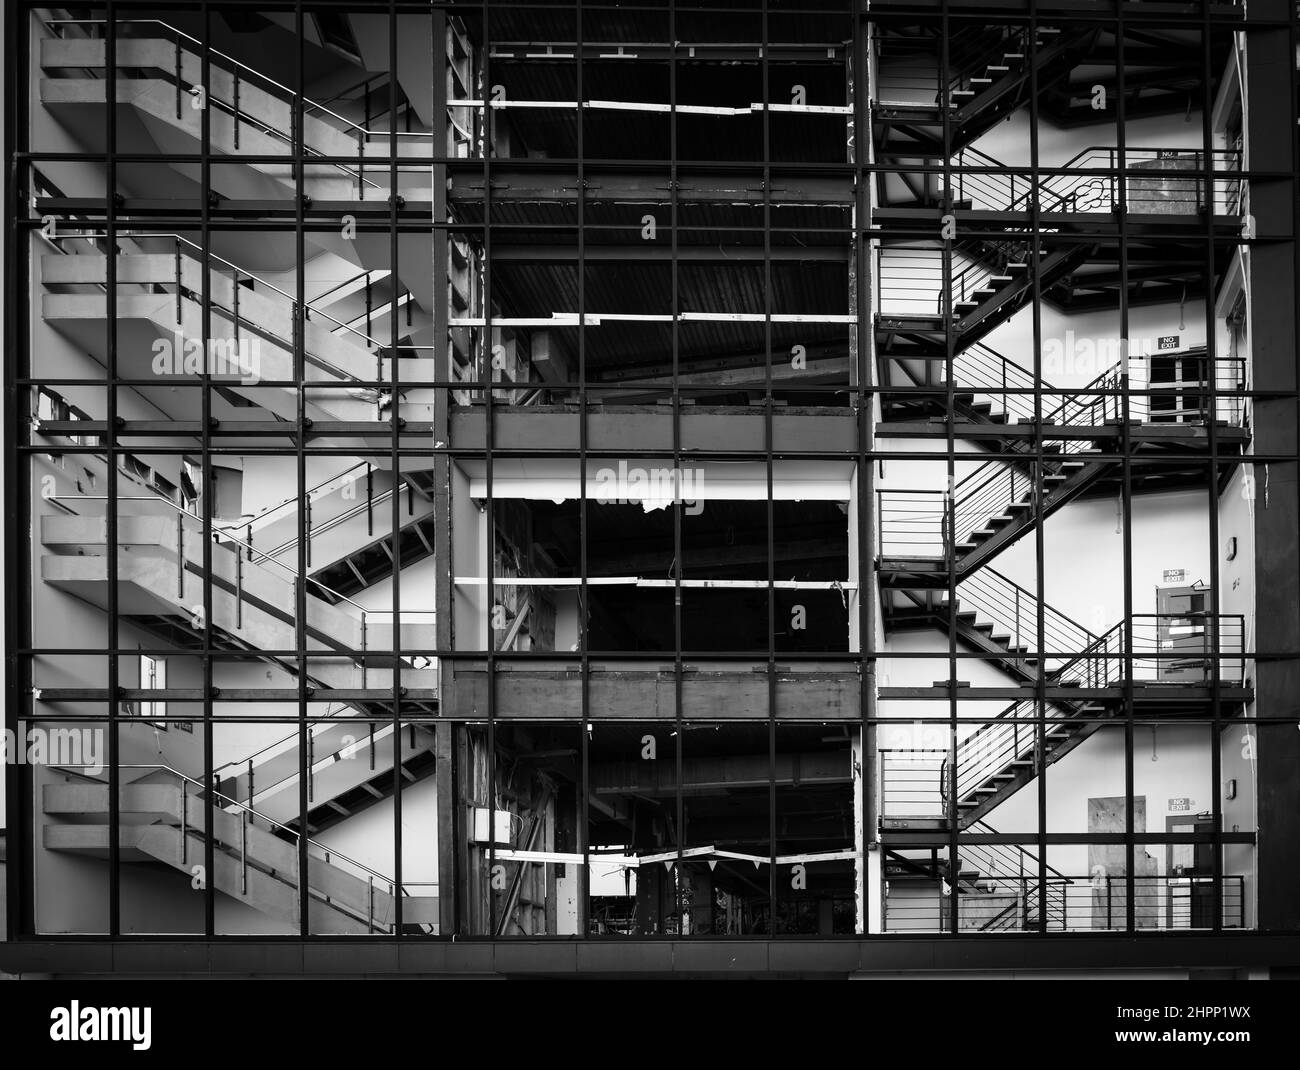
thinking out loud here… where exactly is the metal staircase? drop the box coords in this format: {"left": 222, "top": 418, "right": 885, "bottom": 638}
{"left": 880, "top": 564, "right": 1248, "bottom": 830}
{"left": 884, "top": 824, "right": 1072, "bottom": 932}
{"left": 873, "top": 23, "right": 1099, "bottom": 155}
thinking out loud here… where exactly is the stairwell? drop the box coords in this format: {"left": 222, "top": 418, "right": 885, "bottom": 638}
{"left": 39, "top": 240, "right": 438, "bottom": 428}
{"left": 883, "top": 825, "right": 1072, "bottom": 932}
{"left": 42, "top": 770, "right": 438, "bottom": 933}
{"left": 38, "top": 26, "right": 432, "bottom": 202}
{"left": 873, "top": 23, "right": 1099, "bottom": 155}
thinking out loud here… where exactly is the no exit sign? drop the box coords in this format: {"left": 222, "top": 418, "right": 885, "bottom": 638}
{"left": 1169, "top": 797, "right": 1192, "bottom": 812}
{"left": 1158, "top": 335, "right": 1179, "bottom": 351}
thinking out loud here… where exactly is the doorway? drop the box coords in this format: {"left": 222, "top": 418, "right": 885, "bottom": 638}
{"left": 1166, "top": 813, "right": 1215, "bottom": 929}
{"left": 1156, "top": 583, "right": 1211, "bottom": 683}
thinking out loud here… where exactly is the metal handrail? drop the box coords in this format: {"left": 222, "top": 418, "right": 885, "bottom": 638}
{"left": 969, "top": 820, "right": 1073, "bottom": 884}
{"left": 50, "top": 492, "right": 369, "bottom": 615}
{"left": 60, "top": 761, "right": 401, "bottom": 891}
{"left": 955, "top": 567, "right": 1101, "bottom": 661}
{"left": 946, "top": 612, "right": 1248, "bottom": 806}
{"left": 261, "top": 483, "right": 404, "bottom": 560}
{"left": 312, "top": 267, "right": 404, "bottom": 307}
{"left": 211, "top": 722, "right": 344, "bottom": 781}
{"left": 44, "top": 18, "right": 435, "bottom": 140}
{"left": 215, "top": 461, "right": 373, "bottom": 538}
{"left": 41, "top": 19, "right": 387, "bottom": 191}
{"left": 47, "top": 231, "right": 399, "bottom": 355}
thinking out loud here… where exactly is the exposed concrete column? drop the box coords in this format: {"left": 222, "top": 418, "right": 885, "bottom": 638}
{"left": 1244, "top": 0, "right": 1300, "bottom": 931}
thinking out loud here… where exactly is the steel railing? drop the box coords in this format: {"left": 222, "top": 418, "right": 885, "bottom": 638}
{"left": 954, "top": 566, "right": 1100, "bottom": 671}
{"left": 883, "top": 873, "right": 1244, "bottom": 933}
{"left": 54, "top": 762, "right": 434, "bottom": 934}
{"left": 941, "top": 613, "right": 1246, "bottom": 812}
{"left": 43, "top": 18, "right": 435, "bottom": 143}
{"left": 879, "top": 612, "right": 1247, "bottom": 824}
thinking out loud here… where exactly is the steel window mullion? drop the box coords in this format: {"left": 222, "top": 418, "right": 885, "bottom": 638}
{"left": 852, "top": 6, "right": 875, "bottom": 940}
{"left": 1115, "top": 0, "right": 1137, "bottom": 936}
{"left": 200, "top": 0, "right": 216, "bottom": 940}
{"left": 295, "top": 1, "right": 310, "bottom": 939}
{"left": 763, "top": 0, "right": 778, "bottom": 937}
{"left": 1028, "top": 1, "right": 1049, "bottom": 936}
{"left": 670, "top": 1, "right": 684, "bottom": 932}
{"left": 105, "top": 1, "right": 121, "bottom": 940}
{"left": 575, "top": 0, "right": 590, "bottom": 943}
{"left": 1202, "top": 1, "right": 1225, "bottom": 934}
{"left": 4, "top": 0, "right": 33, "bottom": 942}
{"left": 483, "top": 0, "right": 497, "bottom": 940}
{"left": 389, "top": 0, "right": 404, "bottom": 940}
{"left": 940, "top": 1, "right": 959, "bottom": 939}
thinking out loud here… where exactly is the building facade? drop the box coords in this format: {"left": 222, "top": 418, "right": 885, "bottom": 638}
{"left": 3, "top": 0, "right": 1300, "bottom": 977}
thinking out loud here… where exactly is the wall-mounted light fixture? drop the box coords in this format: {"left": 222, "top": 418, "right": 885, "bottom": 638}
{"left": 1226, "top": 778, "right": 1238, "bottom": 801}
{"left": 1226, "top": 536, "right": 1238, "bottom": 561}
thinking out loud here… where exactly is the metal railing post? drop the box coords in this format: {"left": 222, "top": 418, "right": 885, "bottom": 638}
{"left": 180, "top": 782, "right": 188, "bottom": 865}
{"left": 367, "top": 464, "right": 374, "bottom": 536}
{"left": 176, "top": 511, "right": 186, "bottom": 597}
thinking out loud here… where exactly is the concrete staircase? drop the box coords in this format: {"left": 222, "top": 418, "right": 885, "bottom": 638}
{"left": 39, "top": 511, "right": 438, "bottom": 696}
{"left": 40, "top": 246, "right": 438, "bottom": 427}
{"left": 43, "top": 775, "right": 438, "bottom": 933}
{"left": 39, "top": 34, "right": 429, "bottom": 202}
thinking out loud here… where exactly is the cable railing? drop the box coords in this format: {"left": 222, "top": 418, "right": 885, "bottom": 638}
{"left": 958, "top": 825, "right": 1073, "bottom": 931}
{"left": 953, "top": 145, "right": 1034, "bottom": 213}
{"left": 875, "top": 488, "right": 948, "bottom": 558}
{"left": 955, "top": 566, "right": 1099, "bottom": 672}
{"left": 880, "top": 345, "right": 1247, "bottom": 558}
{"left": 877, "top": 147, "right": 1243, "bottom": 316}
{"left": 942, "top": 613, "right": 1246, "bottom": 812}
{"left": 1015, "top": 147, "right": 1245, "bottom": 218}
{"left": 879, "top": 748, "right": 947, "bottom": 820}
{"left": 882, "top": 873, "right": 1243, "bottom": 933}
{"left": 883, "top": 342, "right": 1044, "bottom": 426}
{"left": 950, "top": 145, "right": 1244, "bottom": 217}
{"left": 881, "top": 604, "right": 1247, "bottom": 825}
